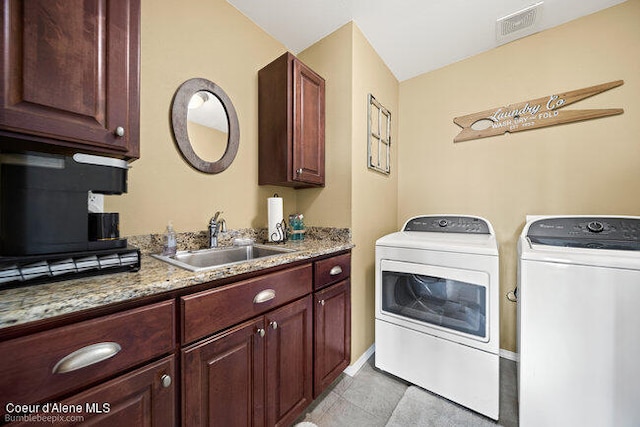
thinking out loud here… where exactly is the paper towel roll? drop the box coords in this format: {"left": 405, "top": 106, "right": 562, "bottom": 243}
{"left": 268, "top": 196, "right": 284, "bottom": 242}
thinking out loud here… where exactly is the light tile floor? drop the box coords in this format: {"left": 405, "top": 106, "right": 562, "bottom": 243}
{"left": 295, "top": 354, "right": 518, "bottom": 427}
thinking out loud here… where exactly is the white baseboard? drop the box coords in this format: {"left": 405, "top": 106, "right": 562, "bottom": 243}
{"left": 500, "top": 349, "right": 519, "bottom": 362}
{"left": 343, "top": 344, "right": 376, "bottom": 377}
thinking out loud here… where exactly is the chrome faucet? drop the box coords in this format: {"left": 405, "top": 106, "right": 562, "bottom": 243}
{"left": 208, "top": 211, "right": 226, "bottom": 248}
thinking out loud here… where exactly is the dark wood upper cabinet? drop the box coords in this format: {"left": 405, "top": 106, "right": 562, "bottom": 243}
{"left": 259, "top": 52, "right": 325, "bottom": 188}
{"left": 0, "top": 0, "right": 141, "bottom": 159}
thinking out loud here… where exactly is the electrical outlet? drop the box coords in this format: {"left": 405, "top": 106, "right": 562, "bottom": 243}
{"left": 88, "top": 191, "right": 104, "bottom": 213}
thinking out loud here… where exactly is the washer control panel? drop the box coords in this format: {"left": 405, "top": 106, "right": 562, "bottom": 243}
{"left": 527, "top": 217, "right": 640, "bottom": 250}
{"left": 403, "top": 216, "right": 490, "bottom": 234}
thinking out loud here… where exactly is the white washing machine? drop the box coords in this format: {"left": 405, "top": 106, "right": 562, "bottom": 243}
{"left": 375, "top": 215, "right": 500, "bottom": 420}
{"left": 518, "top": 215, "right": 640, "bottom": 427}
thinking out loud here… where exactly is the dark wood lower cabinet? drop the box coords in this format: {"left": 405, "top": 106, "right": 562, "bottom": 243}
{"left": 314, "top": 279, "right": 351, "bottom": 398}
{"left": 182, "top": 296, "right": 312, "bottom": 427}
{"left": 68, "top": 356, "right": 176, "bottom": 427}
{"left": 1, "top": 252, "right": 351, "bottom": 427}
{"left": 10, "top": 356, "right": 176, "bottom": 426}
{"left": 266, "top": 296, "right": 313, "bottom": 427}
{"left": 182, "top": 317, "right": 265, "bottom": 427}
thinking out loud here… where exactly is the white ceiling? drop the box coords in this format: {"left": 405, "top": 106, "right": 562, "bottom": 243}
{"left": 226, "top": 0, "right": 626, "bottom": 81}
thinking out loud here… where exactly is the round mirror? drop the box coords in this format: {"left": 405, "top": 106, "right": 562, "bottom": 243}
{"left": 171, "top": 78, "right": 239, "bottom": 173}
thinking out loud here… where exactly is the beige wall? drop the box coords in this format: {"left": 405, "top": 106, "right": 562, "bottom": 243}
{"left": 350, "top": 26, "right": 399, "bottom": 360}
{"left": 107, "top": 0, "right": 297, "bottom": 235}
{"left": 297, "top": 25, "right": 353, "bottom": 228}
{"left": 107, "top": 0, "right": 638, "bottom": 360}
{"left": 300, "top": 23, "right": 399, "bottom": 361}
{"left": 397, "top": 0, "right": 640, "bottom": 352}
{"left": 105, "top": 0, "right": 398, "bottom": 366}
{"left": 107, "top": 0, "right": 396, "bottom": 365}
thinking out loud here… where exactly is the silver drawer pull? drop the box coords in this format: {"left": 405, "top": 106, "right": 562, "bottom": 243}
{"left": 52, "top": 342, "right": 122, "bottom": 374}
{"left": 253, "top": 289, "right": 276, "bottom": 304}
{"left": 329, "top": 266, "right": 343, "bottom": 276}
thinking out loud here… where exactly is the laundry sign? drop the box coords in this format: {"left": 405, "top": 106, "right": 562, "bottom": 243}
{"left": 453, "top": 80, "right": 624, "bottom": 143}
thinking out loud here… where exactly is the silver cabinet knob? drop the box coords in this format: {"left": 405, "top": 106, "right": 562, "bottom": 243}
{"left": 296, "top": 168, "right": 303, "bottom": 175}
{"left": 270, "top": 321, "right": 278, "bottom": 330}
{"left": 115, "top": 126, "right": 125, "bottom": 137}
{"left": 161, "top": 374, "right": 172, "bottom": 388}
{"left": 257, "top": 328, "right": 265, "bottom": 338}
{"left": 319, "top": 300, "right": 325, "bottom": 306}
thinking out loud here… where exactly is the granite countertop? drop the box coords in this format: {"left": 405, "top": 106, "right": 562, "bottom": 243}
{"left": 0, "top": 227, "right": 353, "bottom": 331}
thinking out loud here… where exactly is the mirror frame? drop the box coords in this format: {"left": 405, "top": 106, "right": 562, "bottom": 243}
{"left": 171, "top": 78, "right": 240, "bottom": 173}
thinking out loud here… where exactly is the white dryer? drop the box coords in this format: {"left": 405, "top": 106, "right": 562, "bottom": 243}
{"left": 375, "top": 215, "right": 500, "bottom": 420}
{"left": 518, "top": 215, "right": 640, "bottom": 427}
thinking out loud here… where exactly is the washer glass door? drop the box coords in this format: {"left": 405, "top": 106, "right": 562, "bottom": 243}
{"left": 380, "top": 260, "right": 489, "bottom": 341}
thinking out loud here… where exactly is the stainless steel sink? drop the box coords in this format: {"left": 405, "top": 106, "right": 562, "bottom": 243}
{"left": 152, "top": 244, "right": 297, "bottom": 272}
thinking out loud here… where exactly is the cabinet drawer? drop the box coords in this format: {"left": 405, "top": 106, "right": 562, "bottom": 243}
{"left": 314, "top": 253, "right": 351, "bottom": 290}
{"left": 182, "top": 264, "right": 312, "bottom": 344}
{"left": 0, "top": 300, "right": 175, "bottom": 414}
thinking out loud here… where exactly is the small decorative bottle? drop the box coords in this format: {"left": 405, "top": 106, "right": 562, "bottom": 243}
{"left": 162, "top": 221, "right": 177, "bottom": 256}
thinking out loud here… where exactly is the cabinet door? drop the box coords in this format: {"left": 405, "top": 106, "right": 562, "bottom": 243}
{"left": 0, "top": 0, "right": 140, "bottom": 159}
{"left": 292, "top": 59, "right": 325, "bottom": 186}
{"left": 182, "top": 318, "right": 265, "bottom": 427}
{"left": 314, "top": 279, "right": 351, "bottom": 398}
{"left": 265, "top": 296, "right": 313, "bottom": 427}
{"left": 10, "top": 356, "right": 176, "bottom": 427}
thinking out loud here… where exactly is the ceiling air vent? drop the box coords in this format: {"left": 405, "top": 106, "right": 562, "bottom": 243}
{"left": 496, "top": 2, "right": 543, "bottom": 45}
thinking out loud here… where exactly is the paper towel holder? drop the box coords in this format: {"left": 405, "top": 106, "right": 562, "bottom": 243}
{"left": 270, "top": 219, "right": 288, "bottom": 243}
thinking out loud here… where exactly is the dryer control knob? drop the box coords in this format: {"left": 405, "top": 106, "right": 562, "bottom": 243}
{"left": 587, "top": 221, "right": 605, "bottom": 233}
{"left": 438, "top": 219, "right": 448, "bottom": 227}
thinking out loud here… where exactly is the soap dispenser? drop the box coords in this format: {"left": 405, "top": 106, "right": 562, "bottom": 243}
{"left": 162, "top": 221, "right": 177, "bottom": 256}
